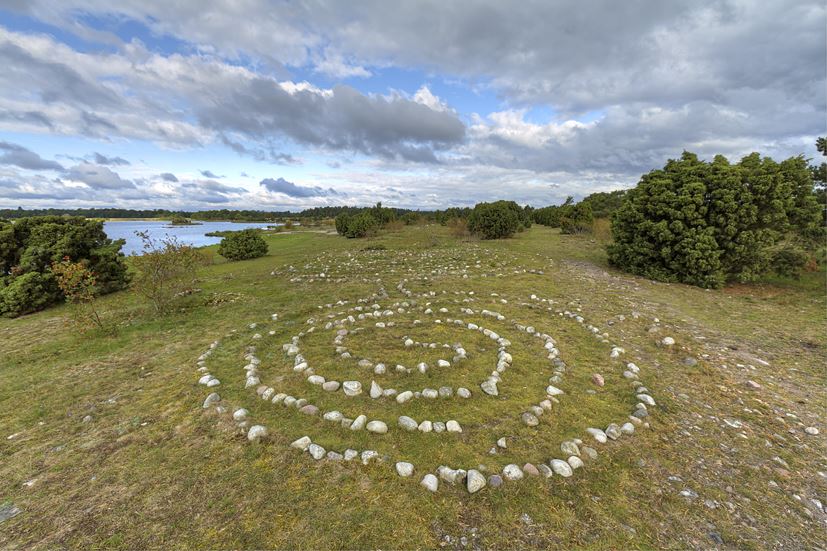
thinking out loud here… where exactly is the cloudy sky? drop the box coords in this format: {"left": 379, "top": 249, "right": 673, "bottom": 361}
{"left": 0, "top": 1, "right": 823, "bottom": 211}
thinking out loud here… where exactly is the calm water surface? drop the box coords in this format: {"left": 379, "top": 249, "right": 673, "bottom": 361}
{"left": 103, "top": 221, "right": 273, "bottom": 255}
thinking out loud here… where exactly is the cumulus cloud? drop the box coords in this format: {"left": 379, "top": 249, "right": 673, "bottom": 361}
{"left": 179, "top": 179, "right": 246, "bottom": 203}
{"left": 0, "top": 141, "right": 64, "bottom": 171}
{"left": 64, "top": 163, "right": 136, "bottom": 189}
{"left": 260, "top": 177, "right": 337, "bottom": 198}
{"left": 92, "top": 152, "right": 130, "bottom": 165}
{"left": 159, "top": 172, "right": 179, "bottom": 182}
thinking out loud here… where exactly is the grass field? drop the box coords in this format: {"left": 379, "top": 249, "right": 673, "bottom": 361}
{"left": 1, "top": 225, "right": 824, "bottom": 550}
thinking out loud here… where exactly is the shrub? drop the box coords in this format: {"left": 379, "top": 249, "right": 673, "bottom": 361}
{"left": 449, "top": 218, "right": 470, "bottom": 239}
{"left": 335, "top": 211, "right": 379, "bottom": 238}
{"left": 218, "top": 229, "right": 268, "bottom": 261}
{"left": 50, "top": 257, "right": 105, "bottom": 332}
{"left": 607, "top": 151, "right": 822, "bottom": 287}
{"left": 770, "top": 246, "right": 809, "bottom": 278}
{"left": 401, "top": 212, "right": 421, "bottom": 225}
{"left": 560, "top": 203, "right": 594, "bottom": 234}
{"left": 467, "top": 201, "right": 520, "bottom": 239}
{"left": 345, "top": 212, "right": 379, "bottom": 238}
{"left": 0, "top": 271, "right": 54, "bottom": 317}
{"left": 131, "top": 232, "right": 205, "bottom": 313}
{"left": 0, "top": 216, "right": 129, "bottom": 317}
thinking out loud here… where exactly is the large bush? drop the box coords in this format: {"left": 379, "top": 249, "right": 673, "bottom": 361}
{"left": 560, "top": 203, "right": 594, "bottom": 234}
{"left": 218, "top": 229, "right": 268, "bottom": 261}
{"left": 0, "top": 216, "right": 129, "bottom": 317}
{"left": 467, "top": 201, "right": 520, "bottom": 239}
{"left": 335, "top": 211, "right": 379, "bottom": 238}
{"left": 131, "top": 232, "right": 205, "bottom": 313}
{"left": 607, "top": 152, "right": 822, "bottom": 288}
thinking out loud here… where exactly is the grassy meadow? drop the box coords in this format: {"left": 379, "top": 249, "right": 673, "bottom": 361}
{"left": 0, "top": 225, "right": 824, "bottom": 550}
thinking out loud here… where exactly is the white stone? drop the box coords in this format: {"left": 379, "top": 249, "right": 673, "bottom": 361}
{"left": 545, "top": 385, "right": 564, "bottom": 396}
{"left": 457, "top": 387, "right": 471, "bottom": 398}
{"left": 308, "top": 443, "right": 326, "bottom": 460}
{"left": 620, "top": 422, "right": 636, "bottom": 435}
{"left": 398, "top": 416, "right": 418, "bottom": 431}
{"left": 421, "top": 474, "right": 439, "bottom": 492}
{"left": 290, "top": 436, "right": 311, "bottom": 450}
{"left": 396, "top": 390, "right": 414, "bottom": 404}
{"left": 503, "top": 464, "right": 524, "bottom": 481}
{"left": 323, "top": 411, "right": 344, "bottom": 422}
{"left": 366, "top": 420, "right": 388, "bottom": 434}
{"left": 497, "top": 437, "right": 507, "bottom": 449}
{"left": 202, "top": 393, "right": 221, "bottom": 408}
{"left": 418, "top": 420, "right": 433, "bottom": 432}
{"left": 437, "top": 359, "right": 451, "bottom": 368}
{"left": 568, "top": 456, "right": 584, "bottom": 469}
{"left": 446, "top": 420, "right": 462, "bottom": 433}
{"left": 550, "top": 459, "right": 573, "bottom": 477}
{"left": 636, "top": 393, "right": 656, "bottom": 406}
{"left": 422, "top": 388, "right": 438, "bottom": 399}
{"left": 307, "top": 375, "right": 325, "bottom": 385}
{"left": 232, "top": 408, "right": 248, "bottom": 422}
{"left": 466, "top": 469, "right": 486, "bottom": 493}
{"left": 343, "top": 381, "right": 363, "bottom": 396}
{"left": 661, "top": 336, "right": 675, "bottom": 346}
{"left": 361, "top": 450, "right": 379, "bottom": 464}
{"left": 480, "top": 379, "right": 499, "bottom": 396}
{"left": 247, "top": 425, "right": 268, "bottom": 442}
{"left": 586, "top": 428, "right": 608, "bottom": 443}
{"left": 396, "top": 462, "right": 415, "bottom": 477}
{"left": 350, "top": 415, "right": 367, "bottom": 431}
{"left": 369, "top": 380, "right": 383, "bottom": 399}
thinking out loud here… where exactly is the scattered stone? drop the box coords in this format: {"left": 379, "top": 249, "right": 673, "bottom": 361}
{"left": 661, "top": 336, "right": 675, "bottom": 346}
{"left": 0, "top": 503, "right": 22, "bottom": 524}
{"left": 466, "top": 469, "right": 487, "bottom": 493}
{"left": 396, "top": 462, "right": 415, "bottom": 477}
{"left": 323, "top": 411, "right": 344, "bottom": 422}
{"left": 202, "top": 392, "right": 221, "bottom": 408}
{"left": 538, "top": 464, "right": 553, "bottom": 478}
{"left": 350, "top": 415, "right": 367, "bottom": 431}
{"left": 550, "top": 459, "right": 573, "bottom": 477}
{"left": 805, "top": 427, "right": 820, "bottom": 435}
{"left": 457, "top": 387, "right": 471, "bottom": 398}
{"left": 308, "top": 443, "right": 326, "bottom": 460}
{"left": 480, "top": 379, "right": 499, "bottom": 396}
{"left": 233, "top": 408, "right": 248, "bottom": 422}
{"left": 396, "top": 390, "right": 414, "bottom": 404}
{"left": 446, "top": 420, "right": 462, "bottom": 433}
{"left": 290, "top": 436, "right": 311, "bottom": 450}
{"left": 561, "top": 441, "right": 580, "bottom": 457}
{"left": 521, "top": 412, "right": 539, "bottom": 426}
{"left": 342, "top": 381, "right": 362, "bottom": 396}
{"left": 523, "top": 463, "right": 540, "bottom": 476}
{"left": 366, "top": 420, "right": 388, "bottom": 434}
{"left": 398, "top": 416, "right": 418, "bottom": 431}
{"left": 567, "top": 456, "right": 584, "bottom": 469}
{"left": 746, "top": 380, "right": 761, "bottom": 390}
{"left": 361, "top": 450, "right": 379, "bottom": 464}
{"left": 503, "top": 464, "right": 524, "bottom": 480}
{"left": 497, "top": 437, "right": 507, "bottom": 449}
{"left": 369, "top": 380, "right": 383, "bottom": 399}
{"left": 343, "top": 449, "right": 358, "bottom": 461}
{"left": 247, "top": 425, "right": 268, "bottom": 442}
{"left": 299, "top": 404, "right": 319, "bottom": 416}
{"left": 591, "top": 373, "right": 605, "bottom": 387}
{"left": 605, "top": 423, "right": 621, "bottom": 440}
{"left": 421, "top": 474, "right": 439, "bottom": 492}
{"left": 418, "top": 420, "right": 433, "bottom": 432}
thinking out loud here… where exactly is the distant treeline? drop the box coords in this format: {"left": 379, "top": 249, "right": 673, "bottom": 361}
{"left": 0, "top": 205, "right": 477, "bottom": 223}
{"left": 0, "top": 192, "right": 626, "bottom": 225}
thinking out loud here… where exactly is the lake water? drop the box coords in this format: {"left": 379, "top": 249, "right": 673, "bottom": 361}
{"left": 103, "top": 220, "right": 274, "bottom": 255}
